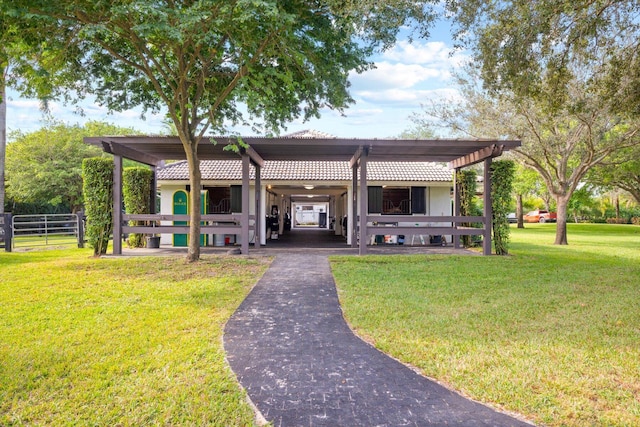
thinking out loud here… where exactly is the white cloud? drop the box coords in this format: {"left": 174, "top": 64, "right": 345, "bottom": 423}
{"left": 7, "top": 99, "right": 41, "bottom": 109}
{"left": 351, "top": 62, "right": 446, "bottom": 90}
{"left": 343, "top": 108, "right": 385, "bottom": 118}
{"left": 382, "top": 40, "right": 467, "bottom": 68}
{"left": 355, "top": 87, "right": 462, "bottom": 106}
{"left": 383, "top": 40, "right": 447, "bottom": 63}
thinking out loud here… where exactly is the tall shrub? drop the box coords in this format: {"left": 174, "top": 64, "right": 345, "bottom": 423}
{"left": 123, "top": 167, "right": 153, "bottom": 248}
{"left": 456, "top": 169, "right": 477, "bottom": 247}
{"left": 490, "top": 160, "right": 516, "bottom": 255}
{"left": 82, "top": 157, "right": 113, "bottom": 256}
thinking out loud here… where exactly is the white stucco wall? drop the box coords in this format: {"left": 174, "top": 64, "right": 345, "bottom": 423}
{"left": 157, "top": 181, "right": 453, "bottom": 247}
{"left": 158, "top": 183, "right": 256, "bottom": 246}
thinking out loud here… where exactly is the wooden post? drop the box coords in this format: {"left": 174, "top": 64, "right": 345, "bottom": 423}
{"left": 113, "top": 155, "right": 123, "bottom": 255}
{"left": 351, "top": 162, "right": 358, "bottom": 248}
{"left": 241, "top": 154, "right": 250, "bottom": 255}
{"left": 2, "top": 213, "right": 11, "bottom": 252}
{"left": 359, "top": 148, "right": 368, "bottom": 255}
{"left": 453, "top": 168, "right": 461, "bottom": 249}
{"left": 150, "top": 164, "right": 157, "bottom": 215}
{"left": 483, "top": 159, "right": 492, "bottom": 255}
{"left": 255, "top": 164, "right": 261, "bottom": 248}
{"left": 77, "top": 211, "right": 85, "bottom": 248}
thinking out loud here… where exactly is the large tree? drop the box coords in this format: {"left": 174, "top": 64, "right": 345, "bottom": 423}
{"left": 5, "top": 121, "right": 138, "bottom": 213}
{"left": 449, "top": 0, "right": 640, "bottom": 116}
{"left": 589, "top": 145, "right": 640, "bottom": 205}
{"left": 1, "top": 3, "right": 79, "bottom": 213}
{"left": 13, "top": 0, "right": 436, "bottom": 261}
{"left": 416, "top": 67, "right": 640, "bottom": 244}
{"left": 445, "top": 1, "right": 640, "bottom": 244}
{"left": 512, "top": 164, "right": 544, "bottom": 228}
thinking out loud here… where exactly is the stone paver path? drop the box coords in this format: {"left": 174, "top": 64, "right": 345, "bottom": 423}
{"left": 224, "top": 253, "right": 533, "bottom": 426}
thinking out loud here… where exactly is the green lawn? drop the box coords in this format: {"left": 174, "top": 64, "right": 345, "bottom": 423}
{"left": 331, "top": 223, "right": 640, "bottom": 427}
{"left": 0, "top": 249, "right": 270, "bottom": 426}
{"left": 2, "top": 225, "right": 639, "bottom": 426}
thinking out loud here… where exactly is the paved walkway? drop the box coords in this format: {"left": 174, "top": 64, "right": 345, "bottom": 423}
{"left": 224, "top": 253, "right": 533, "bottom": 426}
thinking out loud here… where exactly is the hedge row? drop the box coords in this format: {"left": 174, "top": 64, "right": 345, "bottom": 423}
{"left": 82, "top": 158, "right": 114, "bottom": 256}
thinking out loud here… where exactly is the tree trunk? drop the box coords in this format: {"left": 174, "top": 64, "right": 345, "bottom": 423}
{"left": 516, "top": 194, "right": 524, "bottom": 228}
{"left": 554, "top": 196, "right": 569, "bottom": 245}
{"left": 184, "top": 142, "right": 201, "bottom": 262}
{"left": 0, "top": 80, "right": 6, "bottom": 214}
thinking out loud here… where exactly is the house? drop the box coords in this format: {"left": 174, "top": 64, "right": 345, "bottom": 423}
{"left": 85, "top": 130, "right": 520, "bottom": 255}
{"left": 156, "top": 136, "right": 454, "bottom": 247}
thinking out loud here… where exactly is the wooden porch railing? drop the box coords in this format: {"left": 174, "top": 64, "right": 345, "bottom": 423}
{"left": 122, "top": 214, "right": 255, "bottom": 235}
{"left": 365, "top": 215, "right": 486, "bottom": 237}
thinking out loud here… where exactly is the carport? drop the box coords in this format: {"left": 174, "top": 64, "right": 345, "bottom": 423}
{"left": 85, "top": 135, "right": 520, "bottom": 255}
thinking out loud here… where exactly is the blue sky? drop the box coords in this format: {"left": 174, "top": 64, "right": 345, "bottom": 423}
{"left": 5, "top": 19, "right": 465, "bottom": 139}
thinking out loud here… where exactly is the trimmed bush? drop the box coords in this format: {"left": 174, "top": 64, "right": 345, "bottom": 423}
{"left": 82, "top": 157, "right": 114, "bottom": 256}
{"left": 123, "top": 167, "right": 153, "bottom": 248}
{"left": 490, "top": 160, "right": 516, "bottom": 255}
{"left": 456, "top": 169, "right": 477, "bottom": 247}
{"left": 606, "top": 217, "right": 630, "bottom": 224}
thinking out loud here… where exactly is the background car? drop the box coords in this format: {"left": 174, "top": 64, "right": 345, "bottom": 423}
{"left": 523, "top": 210, "right": 557, "bottom": 223}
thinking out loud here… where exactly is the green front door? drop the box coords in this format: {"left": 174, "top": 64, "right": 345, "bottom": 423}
{"left": 173, "top": 190, "right": 188, "bottom": 247}
{"left": 173, "top": 190, "right": 208, "bottom": 247}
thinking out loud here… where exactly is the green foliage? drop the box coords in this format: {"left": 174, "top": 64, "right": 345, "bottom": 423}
{"left": 3, "top": 199, "right": 63, "bottom": 215}
{"left": 588, "top": 145, "right": 640, "bottom": 205}
{"left": 9, "top": 0, "right": 438, "bottom": 261}
{"left": 122, "top": 167, "right": 153, "bottom": 248}
{"left": 421, "top": 60, "right": 640, "bottom": 245}
{"left": 567, "top": 186, "right": 597, "bottom": 223}
{"left": 450, "top": 1, "right": 640, "bottom": 117}
{"left": 5, "top": 121, "right": 139, "bottom": 213}
{"left": 512, "top": 164, "right": 546, "bottom": 200}
{"left": 490, "top": 160, "right": 515, "bottom": 255}
{"left": 82, "top": 157, "right": 113, "bottom": 256}
{"left": 398, "top": 122, "right": 437, "bottom": 139}
{"left": 456, "top": 169, "right": 477, "bottom": 247}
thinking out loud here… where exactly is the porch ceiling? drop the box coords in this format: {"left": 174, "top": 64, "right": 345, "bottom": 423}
{"left": 84, "top": 135, "right": 520, "bottom": 169}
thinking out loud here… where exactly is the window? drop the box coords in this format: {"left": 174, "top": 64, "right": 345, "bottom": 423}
{"left": 368, "top": 186, "right": 427, "bottom": 215}
{"left": 383, "top": 187, "right": 409, "bottom": 214}
{"left": 205, "top": 186, "right": 231, "bottom": 213}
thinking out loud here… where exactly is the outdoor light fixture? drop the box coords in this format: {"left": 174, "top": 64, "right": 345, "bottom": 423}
{"left": 304, "top": 185, "right": 315, "bottom": 190}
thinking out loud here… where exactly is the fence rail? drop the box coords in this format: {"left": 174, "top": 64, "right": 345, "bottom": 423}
{"left": 9, "top": 213, "right": 84, "bottom": 251}
{"left": 0, "top": 214, "right": 10, "bottom": 252}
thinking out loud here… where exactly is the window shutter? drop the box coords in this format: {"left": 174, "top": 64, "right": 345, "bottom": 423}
{"left": 411, "top": 187, "right": 426, "bottom": 214}
{"left": 230, "top": 185, "right": 242, "bottom": 213}
{"left": 368, "top": 186, "right": 383, "bottom": 213}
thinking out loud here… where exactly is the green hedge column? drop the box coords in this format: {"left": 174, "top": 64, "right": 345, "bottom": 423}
{"left": 123, "top": 167, "right": 153, "bottom": 248}
{"left": 490, "top": 160, "right": 516, "bottom": 255}
{"left": 82, "top": 157, "right": 114, "bottom": 256}
{"left": 456, "top": 169, "right": 477, "bottom": 247}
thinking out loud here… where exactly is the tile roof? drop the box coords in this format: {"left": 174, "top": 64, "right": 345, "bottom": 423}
{"left": 281, "top": 129, "right": 337, "bottom": 139}
{"left": 157, "top": 160, "right": 452, "bottom": 182}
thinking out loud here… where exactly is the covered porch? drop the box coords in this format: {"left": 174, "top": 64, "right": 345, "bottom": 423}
{"left": 84, "top": 135, "right": 520, "bottom": 256}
